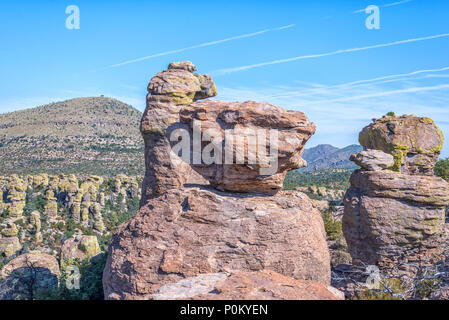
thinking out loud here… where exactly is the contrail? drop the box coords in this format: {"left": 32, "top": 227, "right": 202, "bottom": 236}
{"left": 353, "top": 0, "right": 412, "bottom": 14}
{"left": 106, "top": 24, "right": 296, "bottom": 69}
{"left": 257, "top": 66, "right": 449, "bottom": 100}
{"left": 301, "top": 84, "right": 449, "bottom": 105}
{"left": 214, "top": 33, "right": 449, "bottom": 75}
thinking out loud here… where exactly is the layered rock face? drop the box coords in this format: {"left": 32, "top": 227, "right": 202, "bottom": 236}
{"left": 103, "top": 62, "right": 333, "bottom": 300}
{"left": 343, "top": 116, "right": 449, "bottom": 270}
{"left": 140, "top": 62, "right": 217, "bottom": 204}
{"left": 178, "top": 100, "right": 315, "bottom": 194}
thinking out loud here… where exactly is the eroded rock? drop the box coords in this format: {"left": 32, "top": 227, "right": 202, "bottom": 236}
{"left": 177, "top": 100, "right": 316, "bottom": 194}
{"left": 103, "top": 187, "right": 331, "bottom": 300}
{"left": 350, "top": 149, "right": 394, "bottom": 171}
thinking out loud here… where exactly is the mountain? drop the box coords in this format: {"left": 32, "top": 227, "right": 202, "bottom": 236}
{"left": 301, "top": 144, "right": 363, "bottom": 172}
{"left": 0, "top": 97, "right": 144, "bottom": 176}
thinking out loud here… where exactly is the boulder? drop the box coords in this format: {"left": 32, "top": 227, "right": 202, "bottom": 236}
{"left": 140, "top": 61, "right": 216, "bottom": 204}
{"left": 103, "top": 187, "right": 331, "bottom": 300}
{"left": 61, "top": 235, "right": 101, "bottom": 262}
{"left": 177, "top": 100, "right": 316, "bottom": 194}
{"left": 359, "top": 115, "right": 444, "bottom": 175}
{"left": 0, "top": 252, "right": 60, "bottom": 300}
{"left": 349, "top": 149, "right": 394, "bottom": 171}
{"left": 0, "top": 237, "right": 21, "bottom": 258}
{"left": 153, "top": 270, "right": 343, "bottom": 300}
{"left": 343, "top": 170, "right": 449, "bottom": 269}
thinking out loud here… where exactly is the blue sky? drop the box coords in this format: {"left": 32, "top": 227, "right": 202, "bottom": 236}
{"left": 1, "top": 0, "right": 449, "bottom": 156}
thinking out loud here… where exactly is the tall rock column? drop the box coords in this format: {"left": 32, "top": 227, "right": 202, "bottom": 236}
{"left": 343, "top": 115, "right": 449, "bottom": 271}
{"left": 139, "top": 61, "right": 217, "bottom": 205}
{"left": 103, "top": 63, "right": 333, "bottom": 300}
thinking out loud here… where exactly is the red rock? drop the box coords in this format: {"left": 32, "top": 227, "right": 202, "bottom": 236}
{"left": 103, "top": 188, "right": 331, "bottom": 300}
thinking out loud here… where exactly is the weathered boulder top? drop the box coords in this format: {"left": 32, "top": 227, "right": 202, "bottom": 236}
{"left": 359, "top": 115, "right": 444, "bottom": 174}
{"left": 1, "top": 252, "right": 60, "bottom": 279}
{"left": 153, "top": 270, "right": 344, "bottom": 300}
{"left": 147, "top": 61, "right": 216, "bottom": 102}
{"left": 178, "top": 100, "right": 316, "bottom": 194}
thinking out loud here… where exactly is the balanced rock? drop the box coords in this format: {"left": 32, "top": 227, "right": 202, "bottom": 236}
{"left": 349, "top": 149, "right": 394, "bottom": 171}
{"left": 344, "top": 116, "right": 449, "bottom": 271}
{"left": 359, "top": 115, "right": 444, "bottom": 175}
{"left": 103, "top": 187, "right": 331, "bottom": 300}
{"left": 177, "top": 100, "right": 316, "bottom": 194}
{"left": 140, "top": 61, "right": 216, "bottom": 203}
{"left": 153, "top": 270, "right": 343, "bottom": 300}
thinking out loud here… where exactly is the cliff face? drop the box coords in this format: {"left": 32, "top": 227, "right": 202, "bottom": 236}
{"left": 343, "top": 115, "right": 449, "bottom": 272}
{"left": 103, "top": 62, "right": 339, "bottom": 300}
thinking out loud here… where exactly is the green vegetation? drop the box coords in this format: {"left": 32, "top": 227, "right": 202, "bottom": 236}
{"left": 415, "top": 278, "right": 441, "bottom": 299}
{"left": 386, "top": 111, "right": 396, "bottom": 117}
{"left": 435, "top": 158, "right": 449, "bottom": 181}
{"left": 35, "top": 254, "right": 107, "bottom": 300}
{"left": 284, "top": 169, "right": 352, "bottom": 190}
{"left": 322, "top": 211, "right": 343, "bottom": 241}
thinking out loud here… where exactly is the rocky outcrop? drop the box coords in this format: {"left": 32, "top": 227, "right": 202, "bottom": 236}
{"left": 140, "top": 61, "right": 216, "bottom": 204}
{"left": 349, "top": 150, "right": 394, "bottom": 171}
{"left": 104, "top": 62, "right": 332, "bottom": 300}
{"left": 103, "top": 187, "right": 330, "bottom": 300}
{"left": 61, "top": 235, "right": 101, "bottom": 263}
{"left": 177, "top": 100, "right": 315, "bottom": 194}
{"left": 0, "top": 252, "right": 60, "bottom": 300}
{"left": 359, "top": 115, "right": 444, "bottom": 175}
{"left": 343, "top": 116, "right": 449, "bottom": 270}
{"left": 153, "top": 270, "right": 343, "bottom": 300}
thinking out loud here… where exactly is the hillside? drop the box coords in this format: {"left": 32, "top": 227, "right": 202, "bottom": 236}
{"left": 0, "top": 97, "right": 144, "bottom": 176}
{"left": 301, "top": 144, "right": 362, "bottom": 172}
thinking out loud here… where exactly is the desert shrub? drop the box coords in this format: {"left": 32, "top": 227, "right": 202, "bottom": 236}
{"left": 415, "top": 278, "right": 441, "bottom": 299}
{"left": 352, "top": 278, "right": 405, "bottom": 300}
{"left": 322, "top": 212, "right": 342, "bottom": 240}
{"left": 386, "top": 111, "right": 396, "bottom": 117}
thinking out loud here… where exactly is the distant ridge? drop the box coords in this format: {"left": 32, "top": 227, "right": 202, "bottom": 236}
{"left": 301, "top": 144, "right": 362, "bottom": 172}
{"left": 0, "top": 97, "right": 144, "bottom": 176}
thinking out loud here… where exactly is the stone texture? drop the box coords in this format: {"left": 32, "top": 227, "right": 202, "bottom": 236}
{"left": 177, "top": 100, "right": 316, "bottom": 194}
{"left": 60, "top": 235, "right": 101, "bottom": 262}
{"left": 359, "top": 115, "right": 444, "bottom": 175}
{"left": 140, "top": 61, "right": 216, "bottom": 204}
{"left": 0, "top": 236, "right": 21, "bottom": 258}
{"left": 0, "top": 252, "right": 60, "bottom": 300}
{"left": 103, "top": 187, "right": 331, "bottom": 300}
{"left": 350, "top": 149, "right": 394, "bottom": 171}
{"left": 153, "top": 270, "right": 343, "bottom": 300}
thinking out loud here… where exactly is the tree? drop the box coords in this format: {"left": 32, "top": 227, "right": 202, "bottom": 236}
{"left": 435, "top": 158, "right": 449, "bottom": 181}
{"left": 386, "top": 111, "right": 396, "bottom": 117}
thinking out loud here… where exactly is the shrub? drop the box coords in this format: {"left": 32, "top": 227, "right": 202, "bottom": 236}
{"left": 435, "top": 158, "right": 449, "bottom": 181}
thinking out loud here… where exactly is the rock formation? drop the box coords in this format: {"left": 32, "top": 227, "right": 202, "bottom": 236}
{"left": 343, "top": 115, "right": 449, "bottom": 271}
{"left": 349, "top": 149, "right": 394, "bottom": 171}
{"left": 153, "top": 270, "right": 343, "bottom": 300}
{"left": 0, "top": 252, "right": 60, "bottom": 300}
{"left": 0, "top": 223, "right": 21, "bottom": 258}
{"left": 177, "top": 100, "right": 315, "bottom": 194}
{"left": 359, "top": 115, "right": 444, "bottom": 175}
{"left": 103, "top": 62, "right": 334, "bottom": 300}
{"left": 61, "top": 235, "right": 101, "bottom": 263}
{"left": 140, "top": 61, "right": 217, "bottom": 204}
